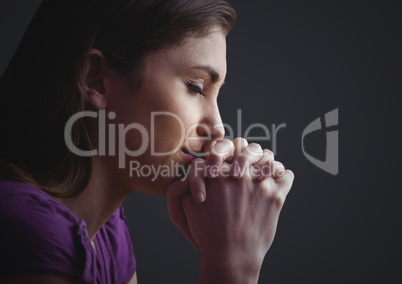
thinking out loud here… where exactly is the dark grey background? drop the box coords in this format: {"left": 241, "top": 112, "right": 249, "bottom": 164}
{"left": 1, "top": 0, "right": 401, "bottom": 283}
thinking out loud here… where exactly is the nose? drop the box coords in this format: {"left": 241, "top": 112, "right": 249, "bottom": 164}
{"left": 196, "top": 102, "right": 225, "bottom": 141}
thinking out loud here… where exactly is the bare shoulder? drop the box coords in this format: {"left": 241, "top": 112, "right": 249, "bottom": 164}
{"left": 1, "top": 274, "right": 79, "bottom": 284}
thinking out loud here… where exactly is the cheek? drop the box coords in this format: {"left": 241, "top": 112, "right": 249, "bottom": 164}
{"left": 151, "top": 114, "right": 187, "bottom": 153}
{"left": 108, "top": 76, "right": 202, "bottom": 159}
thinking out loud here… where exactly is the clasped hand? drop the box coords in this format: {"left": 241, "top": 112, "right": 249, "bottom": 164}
{"left": 166, "top": 138, "right": 295, "bottom": 283}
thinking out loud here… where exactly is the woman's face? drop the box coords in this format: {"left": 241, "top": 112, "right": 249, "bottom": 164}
{"left": 103, "top": 28, "right": 227, "bottom": 195}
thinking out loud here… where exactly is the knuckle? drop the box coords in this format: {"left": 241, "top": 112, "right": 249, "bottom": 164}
{"left": 263, "top": 149, "right": 275, "bottom": 158}
{"left": 269, "top": 189, "right": 286, "bottom": 207}
{"left": 247, "top": 143, "right": 263, "bottom": 156}
{"left": 233, "top": 137, "right": 248, "bottom": 147}
{"left": 274, "top": 161, "right": 284, "bottom": 167}
{"left": 213, "top": 139, "right": 233, "bottom": 156}
{"left": 274, "top": 192, "right": 286, "bottom": 207}
{"left": 217, "top": 138, "right": 232, "bottom": 145}
{"left": 264, "top": 148, "right": 274, "bottom": 154}
{"left": 274, "top": 161, "right": 285, "bottom": 173}
{"left": 248, "top": 143, "right": 262, "bottom": 151}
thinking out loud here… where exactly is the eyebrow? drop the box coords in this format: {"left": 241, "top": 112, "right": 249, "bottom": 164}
{"left": 190, "top": 65, "right": 225, "bottom": 86}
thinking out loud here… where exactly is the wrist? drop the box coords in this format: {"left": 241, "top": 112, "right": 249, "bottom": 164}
{"left": 199, "top": 252, "right": 262, "bottom": 284}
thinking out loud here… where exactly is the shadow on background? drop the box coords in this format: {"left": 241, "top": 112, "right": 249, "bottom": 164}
{"left": 1, "top": 0, "right": 401, "bottom": 283}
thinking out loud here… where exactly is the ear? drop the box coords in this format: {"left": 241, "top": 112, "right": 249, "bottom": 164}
{"left": 84, "top": 49, "right": 109, "bottom": 109}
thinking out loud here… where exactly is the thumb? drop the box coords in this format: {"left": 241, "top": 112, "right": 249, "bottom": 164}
{"left": 166, "top": 177, "right": 199, "bottom": 251}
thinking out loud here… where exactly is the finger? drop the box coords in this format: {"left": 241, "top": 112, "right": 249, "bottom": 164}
{"left": 166, "top": 177, "right": 189, "bottom": 224}
{"left": 166, "top": 177, "right": 199, "bottom": 250}
{"left": 204, "top": 139, "right": 235, "bottom": 178}
{"left": 188, "top": 158, "right": 207, "bottom": 203}
{"left": 257, "top": 160, "right": 276, "bottom": 181}
{"left": 272, "top": 161, "right": 286, "bottom": 180}
{"left": 253, "top": 149, "right": 275, "bottom": 181}
{"left": 274, "top": 169, "right": 295, "bottom": 196}
{"left": 231, "top": 143, "right": 263, "bottom": 178}
{"left": 232, "top": 137, "right": 249, "bottom": 160}
{"left": 254, "top": 149, "right": 275, "bottom": 167}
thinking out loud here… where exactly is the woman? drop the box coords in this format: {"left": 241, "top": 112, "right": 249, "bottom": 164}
{"left": 0, "top": 0, "right": 294, "bottom": 283}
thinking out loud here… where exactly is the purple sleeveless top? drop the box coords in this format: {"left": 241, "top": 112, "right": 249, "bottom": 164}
{"left": 0, "top": 179, "right": 136, "bottom": 283}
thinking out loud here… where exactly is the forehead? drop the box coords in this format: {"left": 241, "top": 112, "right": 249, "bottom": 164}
{"left": 142, "top": 30, "right": 227, "bottom": 80}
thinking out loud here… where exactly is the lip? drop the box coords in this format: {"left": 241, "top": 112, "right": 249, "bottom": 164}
{"left": 180, "top": 147, "right": 206, "bottom": 163}
{"left": 181, "top": 149, "right": 195, "bottom": 163}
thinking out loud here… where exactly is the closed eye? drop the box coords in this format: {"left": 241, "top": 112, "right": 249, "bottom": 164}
{"left": 187, "top": 81, "right": 205, "bottom": 96}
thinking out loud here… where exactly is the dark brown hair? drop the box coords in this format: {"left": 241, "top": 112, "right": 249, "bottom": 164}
{"left": 0, "top": 0, "right": 237, "bottom": 197}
